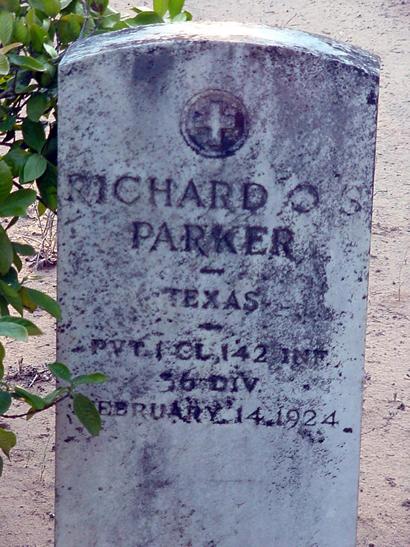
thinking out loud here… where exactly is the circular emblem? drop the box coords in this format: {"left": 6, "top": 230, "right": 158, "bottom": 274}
{"left": 181, "top": 90, "right": 249, "bottom": 158}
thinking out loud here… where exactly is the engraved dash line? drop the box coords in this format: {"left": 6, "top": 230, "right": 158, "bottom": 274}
{"left": 198, "top": 323, "right": 224, "bottom": 331}
{"left": 200, "top": 267, "right": 225, "bottom": 275}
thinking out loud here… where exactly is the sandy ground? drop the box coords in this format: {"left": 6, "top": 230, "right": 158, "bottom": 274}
{"left": 1, "top": 0, "right": 409, "bottom": 546}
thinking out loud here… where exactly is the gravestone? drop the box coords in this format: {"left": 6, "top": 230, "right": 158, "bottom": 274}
{"left": 56, "top": 23, "right": 379, "bottom": 547}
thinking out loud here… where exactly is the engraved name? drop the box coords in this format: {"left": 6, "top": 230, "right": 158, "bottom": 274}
{"left": 67, "top": 173, "right": 324, "bottom": 258}
{"left": 132, "top": 222, "right": 294, "bottom": 258}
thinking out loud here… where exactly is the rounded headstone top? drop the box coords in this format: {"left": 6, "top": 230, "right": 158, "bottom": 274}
{"left": 61, "top": 22, "right": 379, "bottom": 77}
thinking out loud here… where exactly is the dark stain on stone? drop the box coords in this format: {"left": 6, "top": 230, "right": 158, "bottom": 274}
{"left": 367, "top": 89, "right": 377, "bottom": 105}
{"left": 133, "top": 49, "right": 174, "bottom": 83}
{"left": 64, "top": 436, "right": 76, "bottom": 443}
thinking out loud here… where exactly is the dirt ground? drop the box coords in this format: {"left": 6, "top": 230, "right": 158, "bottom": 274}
{"left": 1, "top": 0, "right": 409, "bottom": 546}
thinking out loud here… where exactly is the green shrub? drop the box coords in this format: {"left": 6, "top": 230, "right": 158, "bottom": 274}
{"left": 0, "top": 0, "right": 191, "bottom": 476}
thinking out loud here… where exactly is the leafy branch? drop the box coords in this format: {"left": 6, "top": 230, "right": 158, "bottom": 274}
{"left": 0, "top": 0, "right": 192, "bottom": 477}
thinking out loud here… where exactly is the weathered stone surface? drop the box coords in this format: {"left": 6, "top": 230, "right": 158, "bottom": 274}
{"left": 56, "top": 23, "right": 379, "bottom": 547}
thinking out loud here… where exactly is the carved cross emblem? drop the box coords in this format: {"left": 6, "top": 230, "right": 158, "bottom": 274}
{"left": 181, "top": 90, "right": 248, "bottom": 158}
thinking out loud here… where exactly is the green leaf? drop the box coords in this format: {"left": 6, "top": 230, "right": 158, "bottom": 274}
{"left": 73, "top": 393, "right": 102, "bottom": 436}
{"left": 172, "top": 11, "right": 190, "bottom": 22}
{"left": 12, "top": 249, "right": 22, "bottom": 272}
{"left": 0, "top": 320, "right": 26, "bottom": 340}
{"left": 108, "top": 20, "right": 128, "bottom": 31}
{"left": 0, "top": 279, "right": 22, "bottom": 315}
{"left": 60, "top": 0, "right": 73, "bottom": 8}
{"left": 0, "top": 316, "right": 42, "bottom": 335}
{"left": 4, "top": 218, "right": 17, "bottom": 232}
{"left": 20, "top": 287, "right": 61, "bottom": 319}
{"left": 57, "top": 14, "right": 83, "bottom": 44}
{"left": 0, "top": 160, "right": 13, "bottom": 203}
{"left": 0, "top": 226, "right": 13, "bottom": 276}
{"left": 12, "top": 242, "right": 36, "bottom": 256}
{"left": 0, "top": 427, "right": 16, "bottom": 458}
{"left": 130, "top": 12, "right": 164, "bottom": 25}
{"left": 0, "top": 11, "right": 14, "bottom": 46}
{"left": 9, "top": 53, "right": 49, "bottom": 72}
{"left": 0, "top": 41, "right": 22, "bottom": 54}
{"left": 25, "top": 6, "right": 39, "bottom": 26}
{"left": 27, "top": 94, "right": 49, "bottom": 122}
{"left": 0, "top": 53, "right": 9, "bottom": 75}
{"left": 30, "top": 0, "right": 61, "bottom": 17}
{"left": 1, "top": 0, "right": 19, "bottom": 13}
{"left": 0, "top": 296, "right": 9, "bottom": 316}
{"left": 22, "top": 154, "right": 47, "bottom": 183}
{"left": 13, "top": 18, "right": 30, "bottom": 45}
{"left": 29, "top": 23, "right": 48, "bottom": 53}
{"left": 0, "top": 392, "right": 12, "bottom": 414}
{"left": 0, "top": 113, "right": 15, "bottom": 132}
{"left": 22, "top": 120, "right": 46, "bottom": 153}
{"left": 99, "top": 12, "right": 121, "bottom": 29}
{"left": 169, "top": 0, "right": 184, "bottom": 17}
{"left": 42, "top": 386, "right": 68, "bottom": 406}
{"left": 4, "top": 144, "right": 29, "bottom": 177}
{"left": 43, "top": 42, "right": 57, "bottom": 58}
{"left": 0, "top": 189, "right": 36, "bottom": 216}
{"left": 154, "top": 0, "right": 168, "bottom": 16}
{"left": 37, "top": 162, "right": 57, "bottom": 210}
{"left": 171, "top": 12, "right": 184, "bottom": 22}
{"left": 2, "top": 267, "right": 20, "bottom": 290}
{"left": 20, "top": 287, "right": 36, "bottom": 312}
{"left": 72, "top": 372, "right": 108, "bottom": 388}
{"left": 42, "top": 129, "right": 57, "bottom": 163}
{"left": 25, "top": 407, "right": 38, "bottom": 420}
{"left": 48, "top": 362, "right": 71, "bottom": 382}
{"left": 13, "top": 386, "right": 45, "bottom": 410}
{"left": 15, "top": 71, "right": 35, "bottom": 93}
{"left": 0, "top": 342, "right": 5, "bottom": 380}
{"left": 37, "top": 200, "right": 46, "bottom": 216}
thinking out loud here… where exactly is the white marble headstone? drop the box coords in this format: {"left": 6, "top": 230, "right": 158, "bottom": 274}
{"left": 56, "top": 23, "right": 379, "bottom": 547}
